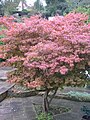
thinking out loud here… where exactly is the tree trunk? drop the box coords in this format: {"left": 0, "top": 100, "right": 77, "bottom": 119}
{"left": 49, "top": 87, "right": 58, "bottom": 104}
{"left": 43, "top": 87, "right": 58, "bottom": 113}
{"left": 43, "top": 90, "right": 50, "bottom": 113}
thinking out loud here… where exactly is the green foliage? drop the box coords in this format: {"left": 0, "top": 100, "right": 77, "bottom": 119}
{"left": 64, "top": 91, "right": 90, "bottom": 101}
{"left": 3, "top": 0, "right": 21, "bottom": 15}
{"left": 0, "top": 0, "right": 4, "bottom": 16}
{"left": 36, "top": 112, "right": 53, "bottom": 120}
{"left": 45, "top": 0, "right": 68, "bottom": 16}
{"left": 22, "top": 9, "right": 28, "bottom": 12}
{"left": 81, "top": 106, "right": 90, "bottom": 116}
{"left": 0, "top": 58, "right": 5, "bottom": 62}
{"left": 0, "top": 35, "right": 4, "bottom": 39}
{"left": 65, "top": 0, "right": 90, "bottom": 14}
{"left": 75, "top": 6, "right": 90, "bottom": 15}
{"left": 34, "top": 0, "right": 44, "bottom": 12}
{"left": 0, "top": 41, "right": 4, "bottom": 45}
{"left": 74, "top": 6, "right": 90, "bottom": 23}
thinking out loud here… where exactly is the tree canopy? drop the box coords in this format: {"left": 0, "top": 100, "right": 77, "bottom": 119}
{"left": 0, "top": 12, "right": 90, "bottom": 113}
{"left": 45, "top": 0, "right": 68, "bottom": 16}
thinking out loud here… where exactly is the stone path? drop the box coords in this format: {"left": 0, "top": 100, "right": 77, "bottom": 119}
{"left": 0, "top": 96, "right": 90, "bottom": 120}
{"left": 0, "top": 67, "right": 15, "bottom": 102}
{"left": 0, "top": 82, "right": 15, "bottom": 102}
{"left": 0, "top": 97, "right": 36, "bottom": 120}
{"left": 0, "top": 82, "right": 14, "bottom": 94}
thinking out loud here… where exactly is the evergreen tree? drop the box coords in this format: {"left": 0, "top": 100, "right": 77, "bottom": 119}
{"left": 34, "top": 0, "right": 44, "bottom": 13}
{"left": 45, "top": 0, "right": 68, "bottom": 16}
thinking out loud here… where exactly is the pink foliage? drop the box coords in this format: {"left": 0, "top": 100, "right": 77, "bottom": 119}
{"left": 0, "top": 13, "right": 90, "bottom": 89}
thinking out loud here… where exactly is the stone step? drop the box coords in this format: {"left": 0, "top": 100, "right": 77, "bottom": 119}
{"left": 0, "top": 70, "right": 7, "bottom": 80}
{"left": 0, "top": 67, "right": 17, "bottom": 81}
{"left": 0, "top": 81, "right": 15, "bottom": 102}
{"left": 0, "top": 67, "right": 17, "bottom": 71}
{"left": 0, "top": 67, "right": 16, "bottom": 101}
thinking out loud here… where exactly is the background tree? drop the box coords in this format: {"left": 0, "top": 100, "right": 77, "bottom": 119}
{"left": 34, "top": 0, "right": 44, "bottom": 12}
{"left": 45, "top": 0, "right": 68, "bottom": 16}
{"left": 0, "top": 0, "right": 4, "bottom": 16}
{"left": 74, "top": 5, "right": 90, "bottom": 23}
{"left": 66, "top": 0, "right": 90, "bottom": 13}
{"left": 2, "top": 0, "right": 21, "bottom": 15}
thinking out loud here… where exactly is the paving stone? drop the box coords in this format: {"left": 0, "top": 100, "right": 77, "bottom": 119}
{"left": 54, "top": 112, "right": 82, "bottom": 120}
{"left": 0, "top": 82, "right": 14, "bottom": 94}
{"left": 0, "top": 114, "right": 13, "bottom": 120}
{"left": 0, "top": 97, "right": 36, "bottom": 120}
{"left": 0, "top": 81, "right": 15, "bottom": 102}
{"left": 13, "top": 118, "right": 28, "bottom": 120}
{"left": 0, "top": 97, "right": 89, "bottom": 120}
{"left": 0, "top": 67, "right": 17, "bottom": 80}
{"left": 0, "top": 108, "right": 12, "bottom": 114}
{"left": 26, "top": 110, "right": 36, "bottom": 119}
{"left": 0, "top": 67, "right": 13, "bottom": 70}
{"left": 0, "top": 70, "right": 7, "bottom": 79}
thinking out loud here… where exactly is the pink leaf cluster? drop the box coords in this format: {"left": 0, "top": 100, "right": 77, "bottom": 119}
{"left": 0, "top": 13, "right": 90, "bottom": 88}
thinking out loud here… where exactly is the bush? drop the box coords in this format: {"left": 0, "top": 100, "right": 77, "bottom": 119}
{"left": 0, "top": 13, "right": 90, "bottom": 112}
{"left": 37, "top": 112, "right": 53, "bottom": 120}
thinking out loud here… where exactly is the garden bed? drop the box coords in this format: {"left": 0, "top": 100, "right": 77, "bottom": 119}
{"left": 58, "top": 91, "right": 90, "bottom": 102}
{"left": 33, "top": 103, "right": 71, "bottom": 120}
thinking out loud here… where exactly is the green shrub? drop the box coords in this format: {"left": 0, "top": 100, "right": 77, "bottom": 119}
{"left": 64, "top": 91, "right": 90, "bottom": 101}
{"left": 74, "top": 6, "right": 90, "bottom": 23}
{"left": 75, "top": 6, "right": 90, "bottom": 15}
{"left": 37, "top": 112, "right": 53, "bottom": 120}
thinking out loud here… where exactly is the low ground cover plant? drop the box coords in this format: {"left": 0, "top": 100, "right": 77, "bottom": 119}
{"left": 62, "top": 91, "right": 90, "bottom": 101}
{"left": 36, "top": 112, "right": 53, "bottom": 120}
{"left": 0, "top": 13, "right": 90, "bottom": 113}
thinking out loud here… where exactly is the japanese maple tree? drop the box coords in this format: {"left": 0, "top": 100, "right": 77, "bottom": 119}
{"left": 0, "top": 13, "right": 90, "bottom": 112}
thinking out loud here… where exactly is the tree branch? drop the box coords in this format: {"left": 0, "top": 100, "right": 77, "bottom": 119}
{"left": 48, "top": 87, "right": 58, "bottom": 104}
